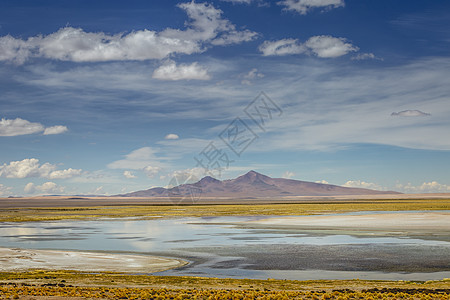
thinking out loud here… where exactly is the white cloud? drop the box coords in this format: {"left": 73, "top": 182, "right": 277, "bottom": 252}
{"left": 315, "top": 180, "right": 329, "bottom": 184}
{"left": 0, "top": 118, "right": 44, "bottom": 136}
{"left": 24, "top": 182, "right": 65, "bottom": 194}
{"left": 0, "top": 159, "right": 55, "bottom": 179}
{"left": 165, "top": 167, "right": 205, "bottom": 187}
{"left": 244, "top": 68, "right": 264, "bottom": 79}
{"left": 343, "top": 180, "right": 383, "bottom": 190}
{"left": 23, "top": 183, "right": 35, "bottom": 194}
{"left": 143, "top": 166, "right": 162, "bottom": 178}
{"left": 11, "top": 49, "right": 450, "bottom": 152}
{"left": 107, "top": 147, "right": 164, "bottom": 170}
{"left": 282, "top": 171, "right": 295, "bottom": 179}
{"left": 152, "top": 60, "right": 210, "bottom": 81}
{"left": 47, "top": 168, "right": 82, "bottom": 179}
{"left": 0, "top": 118, "right": 67, "bottom": 137}
{"left": 259, "top": 36, "right": 358, "bottom": 58}
{"left": 391, "top": 110, "right": 431, "bottom": 117}
{"left": 210, "top": 29, "right": 258, "bottom": 46}
{"left": 395, "top": 181, "right": 450, "bottom": 193}
{"left": 0, "top": 184, "right": 12, "bottom": 197}
{"left": 123, "top": 171, "right": 137, "bottom": 179}
{"left": 43, "top": 125, "right": 68, "bottom": 135}
{"left": 221, "top": 0, "right": 253, "bottom": 3}
{"left": 278, "top": 0, "right": 345, "bottom": 15}
{"left": 241, "top": 68, "right": 264, "bottom": 85}
{"left": 92, "top": 186, "right": 105, "bottom": 195}
{"left": 0, "top": 35, "right": 31, "bottom": 64}
{"left": 108, "top": 147, "right": 165, "bottom": 179}
{"left": 305, "top": 35, "right": 358, "bottom": 58}
{"left": 220, "top": 0, "right": 268, "bottom": 5}
{"left": 165, "top": 133, "right": 180, "bottom": 140}
{"left": 259, "top": 39, "right": 305, "bottom": 56}
{"left": 225, "top": 57, "right": 450, "bottom": 152}
{"left": 0, "top": 158, "right": 82, "bottom": 179}
{"left": 0, "top": 2, "right": 257, "bottom": 64}
{"left": 352, "top": 52, "right": 383, "bottom": 61}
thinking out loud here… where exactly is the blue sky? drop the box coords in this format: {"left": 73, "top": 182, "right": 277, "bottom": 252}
{"left": 1, "top": 0, "right": 450, "bottom": 196}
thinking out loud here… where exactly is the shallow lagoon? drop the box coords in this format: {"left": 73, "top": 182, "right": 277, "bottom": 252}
{"left": 0, "top": 212, "right": 449, "bottom": 280}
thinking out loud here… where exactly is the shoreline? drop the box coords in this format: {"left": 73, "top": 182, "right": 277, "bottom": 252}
{"left": 1, "top": 193, "right": 450, "bottom": 208}
{"left": 0, "top": 247, "right": 187, "bottom": 273}
{"left": 234, "top": 211, "right": 450, "bottom": 240}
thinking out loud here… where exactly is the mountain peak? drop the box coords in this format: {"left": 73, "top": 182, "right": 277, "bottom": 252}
{"left": 120, "top": 170, "right": 400, "bottom": 197}
{"left": 198, "top": 176, "right": 221, "bottom": 184}
{"left": 247, "top": 170, "right": 260, "bottom": 176}
{"left": 235, "top": 170, "right": 271, "bottom": 184}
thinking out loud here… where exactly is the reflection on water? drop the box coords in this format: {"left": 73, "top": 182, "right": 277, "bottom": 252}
{"left": 0, "top": 214, "right": 449, "bottom": 280}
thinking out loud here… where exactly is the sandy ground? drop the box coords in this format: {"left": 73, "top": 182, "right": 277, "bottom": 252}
{"left": 244, "top": 211, "right": 450, "bottom": 234}
{"left": 0, "top": 247, "right": 187, "bottom": 273}
{"left": 1, "top": 193, "right": 449, "bottom": 208}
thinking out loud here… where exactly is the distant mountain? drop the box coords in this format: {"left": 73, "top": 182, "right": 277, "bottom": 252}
{"left": 119, "top": 170, "right": 400, "bottom": 198}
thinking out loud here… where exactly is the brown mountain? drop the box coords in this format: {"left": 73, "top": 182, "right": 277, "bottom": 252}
{"left": 120, "top": 170, "right": 400, "bottom": 198}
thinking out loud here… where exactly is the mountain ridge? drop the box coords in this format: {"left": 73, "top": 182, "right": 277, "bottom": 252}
{"left": 119, "top": 170, "right": 400, "bottom": 198}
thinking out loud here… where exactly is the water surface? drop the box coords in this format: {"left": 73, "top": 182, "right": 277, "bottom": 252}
{"left": 0, "top": 213, "right": 449, "bottom": 280}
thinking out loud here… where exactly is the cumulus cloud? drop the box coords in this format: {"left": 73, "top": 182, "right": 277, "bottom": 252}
{"left": 0, "top": 184, "right": 12, "bottom": 196}
{"left": 47, "top": 168, "right": 82, "bottom": 179}
{"left": 164, "top": 133, "right": 179, "bottom": 140}
{"left": 0, "top": 118, "right": 67, "bottom": 137}
{"left": 305, "top": 35, "right": 358, "bottom": 58}
{"left": 43, "top": 125, "right": 68, "bottom": 135}
{"left": 123, "top": 171, "right": 137, "bottom": 179}
{"left": 259, "top": 36, "right": 358, "bottom": 58}
{"left": 278, "top": 0, "right": 345, "bottom": 15}
{"left": 241, "top": 68, "right": 264, "bottom": 85}
{"left": 0, "top": 158, "right": 82, "bottom": 179}
{"left": 391, "top": 110, "right": 431, "bottom": 117}
{"left": 143, "top": 166, "right": 162, "bottom": 178}
{"left": 0, "top": 2, "right": 257, "bottom": 64}
{"left": 395, "top": 181, "right": 450, "bottom": 193}
{"left": 0, "top": 159, "right": 55, "bottom": 179}
{"left": 220, "top": 0, "right": 268, "bottom": 5}
{"left": 221, "top": 0, "right": 253, "bottom": 3}
{"left": 24, "top": 181, "right": 65, "bottom": 194}
{"left": 315, "top": 180, "right": 329, "bottom": 184}
{"left": 282, "top": 171, "right": 295, "bottom": 179}
{"left": 152, "top": 60, "right": 210, "bottom": 81}
{"left": 108, "top": 147, "right": 165, "bottom": 178}
{"left": 351, "top": 52, "right": 383, "bottom": 61}
{"left": 0, "top": 118, "right": 44, "bottom": 136}
{"left": 343, "top": 180, "right": 383, "bottom": 190}
{"left": 259, "top": 39, "right": 305, "bottom": 56}
{"left": 0, "top": 36, "right": 31, "bottom": 64}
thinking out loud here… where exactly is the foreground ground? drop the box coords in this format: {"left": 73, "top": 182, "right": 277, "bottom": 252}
{"left": 0, "top": 271, "right": 449, "bottom": 299}
{"left": 0, "top": 198, "right": 449, "bottom": 222}
{"left": 0, "top": 248, "right": 186, "bottom": 273}
{"left": 0, "top": 197, "right": 449, "bottom": 298}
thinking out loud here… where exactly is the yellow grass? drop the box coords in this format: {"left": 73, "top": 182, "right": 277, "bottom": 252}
{"left": 0, "top": 271, "right": 449, "bottom": 299}
{"left": 0, "top": 199, "right": 449, "bottom": 222}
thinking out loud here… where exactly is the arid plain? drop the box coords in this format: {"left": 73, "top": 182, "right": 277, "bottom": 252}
{"left": 0, "top": 194, "right": 449, "bottom": 299}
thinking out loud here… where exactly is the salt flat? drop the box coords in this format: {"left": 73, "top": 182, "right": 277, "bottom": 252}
{"left": 0, "top": 247, "right": 186, "bottom": 273}
{"left": 247, "top": 211, "right": 450, "bottom": 229}
{"left": 242, "top": 211, "right": 450, "bottom": 239}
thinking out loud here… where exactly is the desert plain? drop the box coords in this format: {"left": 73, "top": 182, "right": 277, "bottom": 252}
{"left": 0, "top": 194, "right": 449, "bottom": 299}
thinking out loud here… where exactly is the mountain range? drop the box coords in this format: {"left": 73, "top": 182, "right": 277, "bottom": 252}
{"left": 120, "top": 170, "right": 399, "bottom": 198}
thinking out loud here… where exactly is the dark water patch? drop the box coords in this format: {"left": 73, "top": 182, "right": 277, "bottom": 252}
{"left": 179, "top": 243, "right": 450, "bottom": 273}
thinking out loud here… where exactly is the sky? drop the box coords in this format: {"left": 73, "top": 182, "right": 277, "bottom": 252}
{"left": 0, "top": 0, "right": 450, "bottom": 196}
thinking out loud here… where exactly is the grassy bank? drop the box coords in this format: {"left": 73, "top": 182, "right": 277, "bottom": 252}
{"left": 0, "top": 271, "right": 449, "bottom": 299}
{"left": 0, "top": 199, "right": 449, "bottom": 222}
